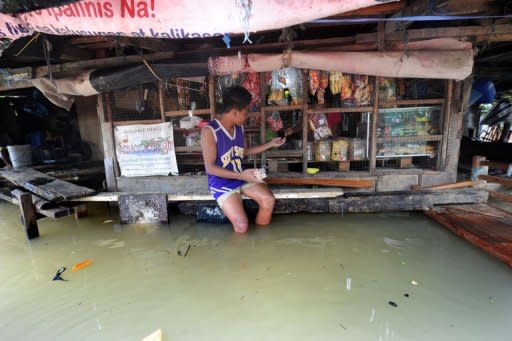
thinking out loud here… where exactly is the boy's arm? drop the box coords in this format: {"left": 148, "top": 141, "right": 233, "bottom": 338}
{"left": 201, "top": 127, "right": 261, "bottom": 182}
{"left": 245, "top": 137, "right": 286, "bottom": 156}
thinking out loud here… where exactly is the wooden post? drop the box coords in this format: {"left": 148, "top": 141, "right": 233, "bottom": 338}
{"left": 439, "top": 80, "right": 453, "bottom": 170}
{"left": 13, "top": 190, "right": 39, "bottom": 239}
{"left": 370, "top": 21, "right": 384, "bottom": 176}
{"left": 158, "top": 81, "right": 166, "bottom": 122}
{"left": 74, "top": 204, "right": 89, "bottom": 219}
{"left": 208, "top": 76, "right": 216, "bottom": 120}
{"left": 370, "top": 76, "right": 380, "bottom": 175}
{"left": 260, "top": 72, "right": 267, "bottom": 169}
{"left": 302, "top": 70, "right": 309, "bottom": 175}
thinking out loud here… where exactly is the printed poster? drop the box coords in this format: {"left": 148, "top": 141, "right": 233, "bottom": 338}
{"left": 114, "top": 122, "right": 178, "bottom": 177}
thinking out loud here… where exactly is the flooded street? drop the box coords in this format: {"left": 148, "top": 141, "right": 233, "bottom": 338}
{"left": 1, "top": 201, "right": 511, "bottom": 340}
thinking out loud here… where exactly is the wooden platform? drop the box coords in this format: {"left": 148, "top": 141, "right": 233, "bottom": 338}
{"left": 426, "top": 204, "right": 512, "bottom": 267}
{"left": 72, "top": 188, "right": 345, "bottom": 202}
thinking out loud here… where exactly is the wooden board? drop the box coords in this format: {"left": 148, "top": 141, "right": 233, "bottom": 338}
{"left": 426, "top": 204, "right": 512, "bottom": 267}
{"left": 479, "top": 174, "right": 512, "bottom": 187}
{"left": 73, "top": 188, "right": 345, "bottom": 202}
{"left": 265, "top": 177, "right": 373, "bottom": 188}
{"left": 0, "top": 168, "right": 96, "bottom": 202}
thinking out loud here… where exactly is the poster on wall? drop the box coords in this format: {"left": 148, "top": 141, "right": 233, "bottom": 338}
{"left": 114, "top": 122, "right": 179, "bottom": 177}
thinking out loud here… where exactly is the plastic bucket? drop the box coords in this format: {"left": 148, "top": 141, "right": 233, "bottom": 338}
{"left": 7, "top": 145, "right": 32, "bottom": 168}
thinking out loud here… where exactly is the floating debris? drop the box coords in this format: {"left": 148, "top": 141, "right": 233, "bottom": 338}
{"left": 70, "top": 259, "right": 93, "bottom": 272}
{"left": 184, "top": 244, "right": 191, "bottom": 257}
{"left": 103, "top": 219, "right": 113, "bottom": 224}
{"left": 346, "top": 277, "right": 351, "bottom": 291}
{"left": 142, "top": 328, "right": 163, "bottom": 341}
{"left": 369, "top": 308, "right": 375, "bottom": 322}
{"left": 339, "top": 322, "right": 347, "bottom": 330}
{"left": 411, "top": 280, "right": 418, "bottom": 286}
{"left": 404, "top": 293, "right": 409, "bottom": 298}
{"left": 388, "top": 301, "right": 398, "bottom": 307}
{"left": 52, "top": 266, "right": 67, "bottom": 281}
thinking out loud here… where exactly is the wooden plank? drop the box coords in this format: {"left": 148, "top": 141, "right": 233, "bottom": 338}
{"left": 34, "top": 51, "right": 175, "bottom": 78}
{"left": 376, "top": 134, "right": 443, "bottom": 143}
{"left": 158, "top": 81, "right": 166, "bottom": 121}
{"left": 165, "top": 109, "right": 211, "bottom": 117}
{"left": 260, "top": 72, "right": 267, "bottom": 169}
{"left": 101, "top": 121, "right": 118, "bottom": 191}
{"left": 396, "top": 99, "right": 445, "bottom": 106}
{"left": 440, "top": 80, "right": 453, "bottom": 170}
{"left": 72, "top": 189, "right": 345, "bottom": 202}
{"left": 38, "top": 206, "right": 75, "bottom": 219}
{"left": 356, "top": 24, "right": 512, "bottom": 43}
{"left": 481, "top": 160, "right": 512, "bottom": 172}
{"left": 370, "top": 76, "right": 380, "bottom": 175}
{"left": 425, "top": 204, "right": 512, "bottom": 267}
{"left": 1, "top": 168, "right": 96, "bottom": 202}
{"left": 175, "top": 146, "right": 202, "bottom": 153}
{"left": 12, "top": 191, "right": 39, "bottom": 239}
{"left": 208, "top": 76, "right": 216, "bottom": 120}
{"left": 263, "top": 105, "right": 303, "bottom": 112}
{"left": 302, "top": 69, "right": 309, "bottom": 175}
{"left": 487, "top": 190, "right": 512, "bottom": 204}
{"left": 265, "top": 177, "right": 373, "bottom": 188}
{"left": 114, "top": 119, "right": 163, "bottom": 126}
{"left": 479, "top": 174, "right": 512, "bottom": 187}
{"left": 307, "top": 106, "right": 373, "bottom": 114}
{"left": 332, "top": 1, "right": 405, "bottom": 17}
{"left": 411, "top": 180, "right": 477, "bottom": 191}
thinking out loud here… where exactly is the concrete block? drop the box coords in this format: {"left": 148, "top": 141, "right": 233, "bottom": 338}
{"left": 376, "top": 174, "right": 418, "bottom": 192}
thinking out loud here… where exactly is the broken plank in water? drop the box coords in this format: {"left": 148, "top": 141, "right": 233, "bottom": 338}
{"left": 0, "top": 168, "right": 96, "bottom": 202}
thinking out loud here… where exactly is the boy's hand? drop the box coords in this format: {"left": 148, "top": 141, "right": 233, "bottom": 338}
{"left": 240, "top": 169, "right": 264, "bottom": 183}
{"left": 269, "top": 137, "right": 286, "bottom": 148}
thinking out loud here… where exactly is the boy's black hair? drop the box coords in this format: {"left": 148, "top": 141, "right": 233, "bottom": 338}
{"left": 221, "top": 86, "right": 252, "bottom": 113}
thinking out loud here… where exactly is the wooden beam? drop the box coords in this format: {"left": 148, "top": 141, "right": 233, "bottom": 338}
{"left": 357, "top": 24, "right": 512, "bottom": 43}
{"left": 72, "top": 188, "right": 345, "bottom": 202}
{"left": 411, "top": 180, "right": 477, "bottom": 191}
{"left": 265, "top": 177, "right": 374, "bottom": 188}
{"left": 97, "top": 91, "right": 118, "bottom": 192}
{"left": 34, "top": 51, "right": 175, "bottom": 78}
{"left": 440, "top": 80, "right": 453, "bottom": 170}
{"left": 480, "top": 160, "right": 512, "bottom": 172}
{"left": 487, "top": 190, "right": 512, "bottom": 204}
{"left": 12, "top": 190, "right": 39, "bottom": 239}
{"left": 479, "top": 174, "right": 512, "bottom": 187}
{"left": 331, "top": 1, "right": 405, "bottom": 17}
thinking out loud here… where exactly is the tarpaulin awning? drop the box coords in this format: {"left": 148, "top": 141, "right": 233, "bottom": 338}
{"left": 209, "top": 47, "right": 474, "bottom": 80}
{"left": 0, "top": 0, "right": 397, "bottom": 40}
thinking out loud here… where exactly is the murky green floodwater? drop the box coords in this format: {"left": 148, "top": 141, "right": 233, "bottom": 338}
{"left": 1, "top": 201, "right": 511, "bottom": 340}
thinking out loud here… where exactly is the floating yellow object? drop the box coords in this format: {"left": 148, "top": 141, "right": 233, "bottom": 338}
{"left": 306, "top": 167, "right": 320, "bottom": 175}
{"left": 71, "top": 259, "right": 93, "bottom": 272}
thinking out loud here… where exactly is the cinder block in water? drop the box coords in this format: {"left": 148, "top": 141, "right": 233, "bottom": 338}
{"left": 118, "top": 193, "right": 168, "bottom": 224}
{"left": 196, "top": 205, "right": 229, "bottom": 224}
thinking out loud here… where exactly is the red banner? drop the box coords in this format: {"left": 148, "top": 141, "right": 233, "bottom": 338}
{"left": 0, "top": 0, "right": 395, "bottom": 40}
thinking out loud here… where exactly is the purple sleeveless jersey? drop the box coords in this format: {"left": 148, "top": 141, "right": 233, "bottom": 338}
{"left": 205, "top": 119, "right": 245, "bottom": 200}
